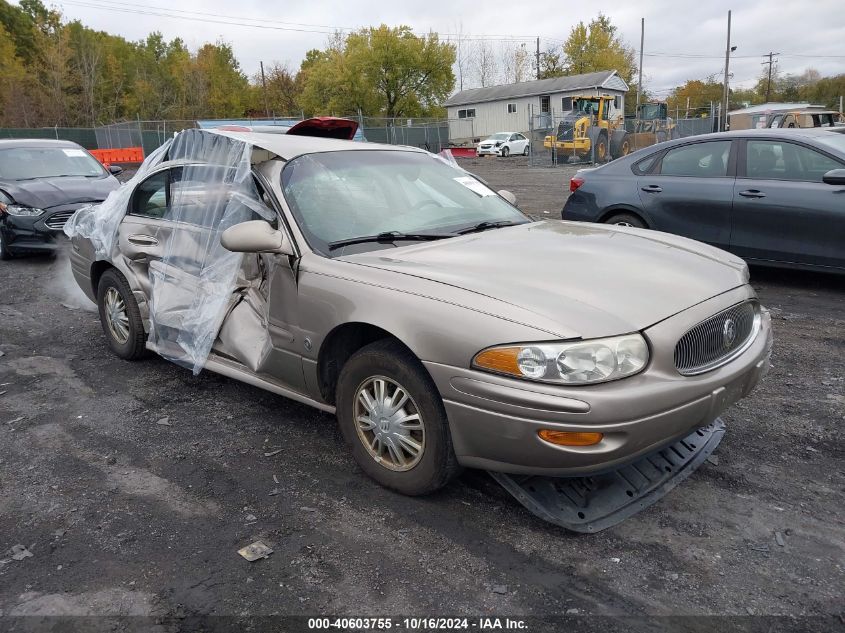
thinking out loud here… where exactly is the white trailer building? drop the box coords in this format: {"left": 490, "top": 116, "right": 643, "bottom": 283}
{"left": 444, "top": 70, "right": 629, "bottom": 143}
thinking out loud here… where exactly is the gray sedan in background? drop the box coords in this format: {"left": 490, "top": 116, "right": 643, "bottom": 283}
{"left": 563, "top": 127, "right": 845, "bottom": 273}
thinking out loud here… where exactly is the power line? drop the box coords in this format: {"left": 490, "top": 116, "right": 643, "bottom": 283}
{"left": 58, "top": 0, "right": 552, "bottom": 42}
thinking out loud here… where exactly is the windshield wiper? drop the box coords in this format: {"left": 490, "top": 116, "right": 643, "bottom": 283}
{"left": 328, "top": 231, "right": 453, "bottom": 251}
{"left": 456, "top": 220, "right": 523, "bottom": 235}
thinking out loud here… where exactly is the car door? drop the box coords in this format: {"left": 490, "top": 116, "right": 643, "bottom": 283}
{"left": 730, "top": 138, "right": 845, "bottom": 268}
{"left": 636, "top": 139, "right": 735, "bottom": 250}
{"left": 510, "top": 133, "right": 527, "bottom": 153}
{"left": 117, "top": 164, "right": 223, "bottom": 299}
{"left": 117, "top": 167, "right": 175, "bottom": 299}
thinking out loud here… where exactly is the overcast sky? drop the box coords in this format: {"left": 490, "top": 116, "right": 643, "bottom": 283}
{"left": 46, "top": 0, "right": 845, "bottom": 98}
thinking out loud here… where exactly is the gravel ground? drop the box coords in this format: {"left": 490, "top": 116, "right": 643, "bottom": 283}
{"left": 0, "top": 159, "right": 843, "bottom": 631}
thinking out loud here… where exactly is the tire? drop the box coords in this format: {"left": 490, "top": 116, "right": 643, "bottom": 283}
{"left": 523, "top": 145, "right": 529, "bottom": 156}
{"left": 595, "top": 132, "right": 609, "bottom": 162}
{"left": 604, "top": 213, "right": 646, "bottom": 229}
{"left": 501, "top": 146, "right": 510, "bottom": 157}
{"left": 611, "top": 134, "right": 631, "bottom": 160}
{"left": 0, "top": 230, "right": 13, "bottom": 261}
{"left": 336, "top": 339, "right": 460, "bottom": 496}
{"left": 555, "top": 154, "right": 570, "bottom": 165}
{"left": 96, "top": 268, "right": 147, "bottom": 360}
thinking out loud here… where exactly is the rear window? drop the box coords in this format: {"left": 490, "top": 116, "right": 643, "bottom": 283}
{"left": 631, "top": 153, "right": 660, "bottom": 175}
{"left": 816, "top": 130, "right": 845, "bottom": 154}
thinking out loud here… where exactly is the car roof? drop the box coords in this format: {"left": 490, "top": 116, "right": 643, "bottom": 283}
{"left": 0, "top": 138, "right": 84, "bottom": 149}
{"left": 208, "top": 129, "right": 424, "bottom": 160}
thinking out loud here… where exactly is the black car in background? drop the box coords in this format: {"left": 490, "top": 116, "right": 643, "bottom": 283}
{"left": 563, "top": 128, "right": 845, "bottom": 273}
{"left": 0, "top": 139, "right": 121, "bottom": 259}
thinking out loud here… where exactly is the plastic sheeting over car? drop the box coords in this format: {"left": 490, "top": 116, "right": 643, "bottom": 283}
{"left": 65, "top": 128, "right": 275, "bottom": 374}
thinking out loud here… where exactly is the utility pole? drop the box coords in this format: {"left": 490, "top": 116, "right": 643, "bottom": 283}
{"left": 722, "top": 10, "right": 732, "bottom": 132}
{"left": 762, "top": 52, "right": 780, "bottom": 102}
{"left": 259, "top": 61, "right": 269, "bottom": 118}
{"left": 536, "top": 37, "right": 540, "bottom": 80}
{"left": 637, "top": 18, "right": 644, "bottom": 116}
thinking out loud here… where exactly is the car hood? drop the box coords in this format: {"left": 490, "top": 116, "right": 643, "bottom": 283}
{"left": 0, "top": 175, "right": 119, "bottom": 209}
{"left": 340, "top": 220, "right": 748, "bottom": 339}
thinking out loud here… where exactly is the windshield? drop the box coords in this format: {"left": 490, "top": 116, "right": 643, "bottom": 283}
{"left": 816, "top": 131, "right": 845, "bottom": 155}
{"left": 574, "top": 100, "right": 599, "bottom": 114}
{"left": 488, "top": 133, "right": 510, "bottom": 141}
{"left": 281, "top": 150, "right": 528, "bottom": 256}
{"left": 0, "top": 146, "right": 107, "bottom": 180}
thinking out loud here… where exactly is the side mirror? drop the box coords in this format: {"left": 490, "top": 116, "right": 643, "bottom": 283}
{"left": 498, "top": 189, "right": 517, "bottom": 206}
{"left": 822, "top": 168, "right": 845, "bottom": 186}
{"left": 221, "top": 220, "right": 294, "bottom": 255}
{"left": 108, "top": 164, "right": 123, "bottom": 176}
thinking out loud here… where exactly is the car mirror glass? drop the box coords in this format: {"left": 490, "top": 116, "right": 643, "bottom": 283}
{"left": 108, "top": 164, "right": 124, "bottom": 176}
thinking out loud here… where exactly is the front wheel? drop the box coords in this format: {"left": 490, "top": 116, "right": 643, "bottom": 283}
{"left": 523, "top": 145, "right": 529, "bottom": 156}
{"left": 501, "top": 146, "right": 510, "bottom": 157}
{"left": 336, "top": 339, "right": 460, "bottom": 496}
{"left": 97, "top": 268, "right": 147, "bottom": 360}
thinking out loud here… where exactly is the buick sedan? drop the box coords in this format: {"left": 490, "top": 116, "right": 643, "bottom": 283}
{"left": 66, "top": 129, "right": 772, "bottom": 529}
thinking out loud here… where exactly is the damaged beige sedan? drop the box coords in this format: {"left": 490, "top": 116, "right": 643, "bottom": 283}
{"left": 66, "top": 127, "right": 772, "bottom": 531}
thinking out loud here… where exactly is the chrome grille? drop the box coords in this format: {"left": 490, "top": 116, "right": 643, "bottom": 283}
{"left": 674, "top": 301, "right": 758, "bottom": 375}
{"left": 44, "top": 210, "right": 76, "bottom": 230}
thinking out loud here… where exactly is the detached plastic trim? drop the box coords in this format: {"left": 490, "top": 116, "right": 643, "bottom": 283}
{"left": 489, "top": 418, "right": 725, "bottom": 533}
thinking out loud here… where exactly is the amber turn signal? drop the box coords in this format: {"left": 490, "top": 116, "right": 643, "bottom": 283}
{"left": 537, "top": 429, "right": 603, "bottom": 446}
{"left": 473, "top": 346, "right": 522, "bottom": 376}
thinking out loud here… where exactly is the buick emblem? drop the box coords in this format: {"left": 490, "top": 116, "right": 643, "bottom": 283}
{"left": 722, "top": 318, "right": 737, "bottom": 349}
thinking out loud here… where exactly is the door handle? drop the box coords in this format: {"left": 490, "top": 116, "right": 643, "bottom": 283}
{"left": 640, "top": 185, "right": 662, "bottom": 193}
{"left": 738, "top": 190, "right": 766, "bottom": 198}
{"left": 127, "top": 234, "right": 159, "bottom": 246}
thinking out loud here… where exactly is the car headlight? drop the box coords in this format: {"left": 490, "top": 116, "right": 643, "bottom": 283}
{"left": 494, "top": 141, "right": 502, "bottom": 147}
{"left": 2, "top": 204, "right": 45, "bottom": 217}
{"left": 473, "top": 334, "right": 649, "bottom": 385}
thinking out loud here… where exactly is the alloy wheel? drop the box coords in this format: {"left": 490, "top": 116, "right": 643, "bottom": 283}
{"left": 104, "top": 286, "right": 130, "bottom": 344}
{"left": 353, "top": 376, "right": 425, "bottom": 472}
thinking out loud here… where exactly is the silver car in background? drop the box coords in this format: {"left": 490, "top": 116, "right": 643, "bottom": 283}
{"left": 66, "top": 130, "right": 772, "bottom": 530}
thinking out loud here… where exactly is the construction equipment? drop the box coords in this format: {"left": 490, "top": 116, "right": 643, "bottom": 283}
{"left": 543, "top": 95, "right": 629, "bottom": 163}
{"left": 627, "top": 102, "right": 679, "bottom": 151}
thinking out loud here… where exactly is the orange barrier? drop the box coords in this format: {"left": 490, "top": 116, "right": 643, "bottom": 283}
{"left": 89, "top": 147, "right": 145, "bottom": 164}
{"left": 446, "top": 147, "right": 477, "bottom": 158}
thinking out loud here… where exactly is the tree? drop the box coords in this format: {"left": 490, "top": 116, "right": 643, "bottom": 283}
{"left": 501, "top": 43, "right": 532, "bottom": 84}
{"left": 470, "top": 39, "right": 498, "bottom": 88}
{"left": 298, "top": 25, "right": 455, "bottom": 118}
{"left": 560, "top": 14, "right": 637, "bottom": 85}
{"left": 667, "top": 79, "right": 724, "bottom": 114}
{"left": 253, "top": 63, "right": 301, "bottom": 116}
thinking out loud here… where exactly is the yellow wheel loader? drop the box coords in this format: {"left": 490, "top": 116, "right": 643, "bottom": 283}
{"left": 626, "top": 102, "right": 680, "bottom": 151}
{"left": 543, "top": 95, "right": 630, "bottom": 163}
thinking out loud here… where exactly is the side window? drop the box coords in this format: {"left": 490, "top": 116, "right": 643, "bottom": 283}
{"left": 658, "top": 141, "right": 732, "bottom": 178}
{"left": 768, "top": 114, "right": 783, "bottom": 128}
{"left": 130, "top": 171, "right": 169, "bottom": 219}
{"left": 746, "top": 140, "right": 842, "bottom": 182}
{"left": 509, "top": 134, "right": 518, "bottom": 141}
{"left": 632, "top": 152, "right": 660, "bottom": 175}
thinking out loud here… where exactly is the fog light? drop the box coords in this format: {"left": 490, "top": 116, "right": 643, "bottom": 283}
{"left": 538, "top": 430, "right": 603, "bottom": 446}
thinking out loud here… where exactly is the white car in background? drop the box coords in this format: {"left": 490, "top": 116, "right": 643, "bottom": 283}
{"left": 477, "top": 132, "right": 530, "bottom": 157}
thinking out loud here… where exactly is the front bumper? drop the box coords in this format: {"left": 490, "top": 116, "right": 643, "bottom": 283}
{"left": 1, "top": 205, "right": 81, "bottom": 254}
{"left": 425, "top": 286, "right": 773, "bottom": 476}
{"left": 476, "top": 146, "right": 500, "bottom": 156}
